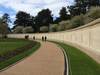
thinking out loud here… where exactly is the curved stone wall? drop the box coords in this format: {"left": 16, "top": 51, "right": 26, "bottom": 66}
{"left": 8, "top": 18, "right": 100, "bottom": 63}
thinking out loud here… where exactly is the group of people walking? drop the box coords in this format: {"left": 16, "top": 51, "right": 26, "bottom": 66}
{"left": 32, "top": 36, "right": 47, "bottom": 41}
{"left": 42, "top": 36, "right": 47, "bottom": 41}
{"left": 25, "top": 35, "right": 47, "bottom": 41}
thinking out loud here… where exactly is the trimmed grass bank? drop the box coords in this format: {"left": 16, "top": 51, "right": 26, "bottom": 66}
{"left": 53, "top": 41, "right": 100, "bottom": 75}
{"left": 0, "top": 38, "right": 40, "bottom": 70}
{"left": 0, "top": 38, "right": 31, "bottom": 55}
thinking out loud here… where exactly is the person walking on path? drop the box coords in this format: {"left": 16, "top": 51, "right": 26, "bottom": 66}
{"left": 45, "top": 36, "right": 47, "bottom": 41}
{"left": 42, "top": 36, "right": 44, "bottom": 41}
{"left": 25, "top": 35, "right": 29, "bottom": 39}
{"left": 33, "top": 36, "right": 35, "bottom": 40}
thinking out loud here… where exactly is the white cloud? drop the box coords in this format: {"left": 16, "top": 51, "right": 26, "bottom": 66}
{"left": 44, "top": 2, "right": 69, "bottom": 17}
{"left": 0, "top": 0, "right": 8, "bottom": 4}
{"left": 0, "top": 14, "right": 2, "bottom": 17}
{"left": 10, "top": 15, "right": 15, "bottom": 19}
{"left": 0, "top": 0, "right": 74, "bottom": 17}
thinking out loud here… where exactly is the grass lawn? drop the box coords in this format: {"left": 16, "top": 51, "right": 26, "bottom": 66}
{"left": 0, "top": 38, "right": 40, "bottom": 70}
{"left": 0, "top": 38, "right": 31, "bottom": 55}
{"left": 53, "top": 41, "right": 100, "bottom": 75}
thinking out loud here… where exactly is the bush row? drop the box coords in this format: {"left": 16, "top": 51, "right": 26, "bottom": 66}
{"left": 13, "top": 26, "right": 34, "bottom": 33}
{"left": 40, "top": 7, "right": 100, "bottom": 32}
{"left": 70, "top": 7, "right": 100, "bottom": 28}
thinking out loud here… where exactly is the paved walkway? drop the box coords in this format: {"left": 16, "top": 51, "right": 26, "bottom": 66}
{"left": 0, "top": 41, "right": 64, "bottom": 75}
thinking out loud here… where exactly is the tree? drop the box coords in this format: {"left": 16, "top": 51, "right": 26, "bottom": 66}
{"left": 2, "top": 13, "right": 11, "bottom": 24}
{"left": 68, "top": 0, "right": 100, "bottom": 17}
{"left": 14, "top": 11, "right": 36, "bottom": 32}
{"left": 0, "top": 13, "right": 11, "bottom": 38}
{"left": 14, "top": 11, "right": 34, "bottom": 27}
{"left": 0, "top": 19, "right": 9, "bottom": 37}
{"left": 34, "top": 9, "right": 53, "bottom": 32}
{"left": 0, "top": 22, "right": 10, "bottom": 34}
{"left": 88, "top": 0, "right": 100, "bottom": 6}
{"left": 59, "top": 7, "right": 71, "bottom": 21}
{"left": 68, "top": 1, "right": 87, "bottom": 16}
{"left": 2, "top": 13, "right": 11, "bottom": 32}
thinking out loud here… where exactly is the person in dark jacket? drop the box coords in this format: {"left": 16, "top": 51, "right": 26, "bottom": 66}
{"left": 42, "top": 36, "right": 44, "bottom": 41}
{"left": 45, "top": 36, "right": 47, "bottom": 41}
{"left": 33, "top": 36, "right": 35, "bottom": 40}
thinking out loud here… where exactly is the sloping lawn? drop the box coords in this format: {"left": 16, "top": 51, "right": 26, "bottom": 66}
{"left": 53, "top": 41, "right": 100, "bottom": 75}
{"left": 0, "top": 38, "right": 40, "bottom": 70}
{"left": 0, "top": 38, "right": 31, "bottom": 55}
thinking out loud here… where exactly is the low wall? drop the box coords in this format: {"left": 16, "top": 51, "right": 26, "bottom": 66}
{"left": 8, "top": 18, "right": 100, "bottom": 63}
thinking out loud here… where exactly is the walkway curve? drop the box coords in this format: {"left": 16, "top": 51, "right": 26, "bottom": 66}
{"left": 0, "top": 41, "right": 65, "bottom": 75}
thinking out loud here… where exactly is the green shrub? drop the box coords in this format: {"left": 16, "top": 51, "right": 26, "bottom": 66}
{"left": 71, "top": 15, "right": 85, "bottom": 28}
{"left": 40, "top": 26, "right": 49, "bottom": 32}
{"left": 59, "top": 20, "right": 72, "bottom": 30}
{"left": 84, "top": 16, "right": 94, "bottom": 24}
{"left": 49, "top": 24, "right": 58, "bottom": 32}
{"left": 13, "top": 26, "right": 24, "bottom": 33}
{"left": 86, "top": 7, "right": 100, "bottom": 20}
{"left": 0, "top": 22, "right": 9, "bottom": 34}
{"left": 22, "top": 26, "right": 34, "bottom": 33}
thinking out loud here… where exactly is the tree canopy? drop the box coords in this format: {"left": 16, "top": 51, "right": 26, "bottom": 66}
{"left": 34, "top": 9, "right": 53, "bottom": 32}
{"left": 59, "top": 7, "right": 71, "bottom": 21}
{"left": 0, "top": 13, "right": 11, "bottom": 36}
{"left": 14, "top": 11, "right": 33, "bottom": 27}
{"left": 68, "top": 0, "right": 100, "bottom": 17}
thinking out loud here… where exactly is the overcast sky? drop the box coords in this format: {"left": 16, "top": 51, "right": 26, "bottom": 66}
{"left": 0, "top": 0, "right": 74, "bottom": 27}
